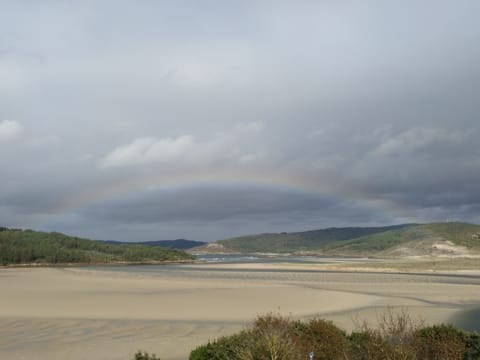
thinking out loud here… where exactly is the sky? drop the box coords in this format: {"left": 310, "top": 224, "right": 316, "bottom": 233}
{"left": 1, "top": 1, "right": 480, "bottom": 241}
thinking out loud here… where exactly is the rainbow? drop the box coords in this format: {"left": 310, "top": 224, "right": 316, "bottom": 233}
{"left": 32, "top": 167, "right": 415, "bottom": 229}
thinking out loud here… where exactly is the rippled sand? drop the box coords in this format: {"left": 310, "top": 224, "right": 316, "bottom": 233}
{"left": 1, "top": 265, "right": 480, "bottom": 360}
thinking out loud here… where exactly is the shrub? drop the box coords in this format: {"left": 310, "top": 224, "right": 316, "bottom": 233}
{"left": 134, "top": 351, "right": 161, "bottom": 360}
{"left": 189, "top": 340, "right": 231, "bottom": 360}
{"left": 414, "top": 324, "right": 466, "bottom": 360}
{"left": 234, "top": 314, "right": 303, "bottom": 360}
{"left": 375, "top": 307, "right": 423, "bottom": 350}
{"left": 348, "top": 330, "right": 391, "bottom": 360}
{"left": 186, "top": 311, "right": 479, "bottom": 360}
{"left": 462, "top": 331, "right": 480, "bottom": 360}
{"left": 190, "top": 331, "right": 253, "bottom": 360}
{"left": 295, "top": 318, "right": 348, "bottom": 360}
{"left": 349, "top": 307, "right": 425, "bottom": 359}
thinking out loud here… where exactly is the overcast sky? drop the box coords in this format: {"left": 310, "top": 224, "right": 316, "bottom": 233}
{"left": 1, "top": 1, "right": 480, "bottom": 241}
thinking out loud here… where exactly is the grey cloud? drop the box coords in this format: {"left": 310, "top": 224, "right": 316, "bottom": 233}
{"left": 1, "top": 1, "right": 480, "bottom": 240}
{"left": 48, "top": 186, "right": 395, "bottom": 241}
{"left": 83, "top": 186, "right": 338, "bottom": 223}
{"left": 0, "top": 120, "right": 22, "bottom": 141}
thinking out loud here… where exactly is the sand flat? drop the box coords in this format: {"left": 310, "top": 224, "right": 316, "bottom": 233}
{"left": 1, "top": 265, "right": 480, "bottom": 360}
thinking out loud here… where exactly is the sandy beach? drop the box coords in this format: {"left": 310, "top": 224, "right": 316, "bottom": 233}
{"left": 1, "top": 264, "right": 480, "bottom": 360}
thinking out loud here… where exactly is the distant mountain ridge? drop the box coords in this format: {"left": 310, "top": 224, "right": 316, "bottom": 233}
{"left": 103, "top": 239, "right": 206, "bottom": 250}
{"left": 191, "top": 222, "right": 480, "bottom": 257}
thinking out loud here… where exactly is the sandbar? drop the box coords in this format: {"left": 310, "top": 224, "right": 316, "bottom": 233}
{"left": 1, "top": 263, "right": 480, "bottom": 359}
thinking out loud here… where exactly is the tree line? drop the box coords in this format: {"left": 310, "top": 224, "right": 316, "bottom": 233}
{"left": 0, "top": 227, "right": 194, "bottom": 266}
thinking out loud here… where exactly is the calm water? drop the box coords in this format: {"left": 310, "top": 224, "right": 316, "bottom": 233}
{"left": 194, "top": 254, "right": 375, "bottom": 264}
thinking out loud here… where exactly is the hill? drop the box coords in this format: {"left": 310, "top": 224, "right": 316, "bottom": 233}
{"left": 0, "top": 227, "right": 195, "bottom": 266}
{"left": 103, "top": 239, "right": 206, "bottom": 250}
{"left": 324, "top": 222, "right": 480, "bottom": 257}
{"left": 191, "top": 222, "right": 480, "bottom": 257}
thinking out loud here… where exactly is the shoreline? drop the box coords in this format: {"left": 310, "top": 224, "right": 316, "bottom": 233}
{"left": 0, "top": 259, "right": 198, "bottom": 269}
{"left": 3, "top": 255, "right": 480, "bottom": 277}
{"left": 183, "top": 255, "right": 480, "bottom": 276}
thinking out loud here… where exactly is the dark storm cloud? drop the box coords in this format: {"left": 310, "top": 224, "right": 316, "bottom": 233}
{"left": 83, "top": 186, "right": 340, "bottom": 223}
{"left": 68, "top": 186, "right": 390, "bottom": 241}
{"left": 1, "top": 1, "right": 480, "bottom": 240}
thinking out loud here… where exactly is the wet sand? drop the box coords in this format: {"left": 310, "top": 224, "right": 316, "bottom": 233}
{"left": 1, "top": 265, "right": 480, "bottom": 360}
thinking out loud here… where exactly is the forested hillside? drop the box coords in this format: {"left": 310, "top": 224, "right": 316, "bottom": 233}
{"left": 192, "top": 222, "right": 480, "bottom": 256}
{"left": 0, "top": 227, "right": 194, "bottom": 266}
{"left": 208, "top": 224, "right": 414, "bottom": 253}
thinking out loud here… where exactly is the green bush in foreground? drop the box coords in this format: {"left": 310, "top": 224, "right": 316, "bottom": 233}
{"left": 414, "top": 324, "right": 466, "bottom": 359}
{"left": 185, "top": 311, "right": 480, "bottom": 360}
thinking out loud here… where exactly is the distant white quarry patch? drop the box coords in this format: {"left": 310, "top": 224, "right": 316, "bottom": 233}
{"left": 206, "top": 243, "right": 226, "bottom": 249}
{"left": 431, "top": 241, "right": 469, "bottom": 256}
{"left": 387, "top": 240, "right": 472, "bottom": 258}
